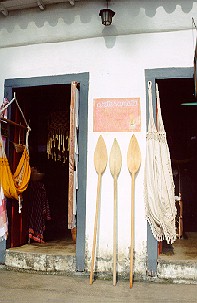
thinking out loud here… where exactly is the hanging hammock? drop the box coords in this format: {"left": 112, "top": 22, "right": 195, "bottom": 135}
{"left": 144, "top": 81, "right": 176, "bottom": 244}
{"left": 0, "top": 95, "right": 31, "bottom": 213}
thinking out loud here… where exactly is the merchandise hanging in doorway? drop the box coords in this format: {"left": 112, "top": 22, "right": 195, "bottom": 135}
{"left": 47, "top": 111, "right": 69, "bottom": 163}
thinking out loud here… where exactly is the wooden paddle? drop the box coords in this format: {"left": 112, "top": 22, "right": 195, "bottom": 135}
{"left": 127, "top": 134, "right": 141, "bottom": 288}
{"left": 109, "top": 138, "right": 122, "bottom": 286}
{"left": 90, "top": 135, "right": 108, "bottom": 285}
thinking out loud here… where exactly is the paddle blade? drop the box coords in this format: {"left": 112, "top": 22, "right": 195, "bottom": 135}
{"left": 109, "top": 138, "right": 122, "bottom": 178}
{"left": 94, "top": 135, "right": 108, "bottom": 175}
{"left": 127, "top": 135, "right": 141, "bottom": 174}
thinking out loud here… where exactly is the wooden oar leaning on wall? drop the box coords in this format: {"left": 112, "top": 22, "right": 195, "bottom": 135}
{"left": 109, "top": 138, "right": 122, "bottom": 286}
{"left": 127, "top": 134, "right": 141, "bottom": 288}
{"left": 89, "top": 135, "right": 141, "bottom": 287}
{"left": 90, "top": 135, "right": 108, "bottom": 285}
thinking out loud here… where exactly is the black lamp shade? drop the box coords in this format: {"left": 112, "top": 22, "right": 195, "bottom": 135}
{"left": 99, "top": 9, "right": 115, "bottom": 26}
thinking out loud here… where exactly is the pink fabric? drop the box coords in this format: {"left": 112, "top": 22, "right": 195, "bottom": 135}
{"left": 0, "top": 188, "right": 8, "bottom": 240}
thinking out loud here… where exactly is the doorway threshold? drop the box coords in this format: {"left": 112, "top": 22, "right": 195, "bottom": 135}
{"left": 5, "top": 240, "right": 76, "bottom": 274}
{"left": 157, "top": 232, "right": 197, "bottom": 283}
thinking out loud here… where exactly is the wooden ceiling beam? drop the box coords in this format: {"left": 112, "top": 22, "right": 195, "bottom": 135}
{"left": 37, "top": 0, "right": 45, "bottom": 10}
{"left": 0, "top": 0, "right": 77, "bottom": 14}
{"left": 0, "top": 4, "right": 8, "bottom": 16}
{"left": 69, "top": 0, "right": 75, "bottom": 6}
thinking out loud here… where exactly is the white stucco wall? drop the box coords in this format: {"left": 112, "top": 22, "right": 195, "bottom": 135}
{"left": 0, "top": 1, "right": 196, "bottom": 277}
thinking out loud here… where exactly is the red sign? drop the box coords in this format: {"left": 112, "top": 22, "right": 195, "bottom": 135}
{"left": 93, "top": 98, "right": 141, "bottom": 132}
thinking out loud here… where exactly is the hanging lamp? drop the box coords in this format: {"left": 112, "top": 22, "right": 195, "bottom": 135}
{"left": 99, "top": 0, "right": 115, "bottom": 26}
{"left": 181, "top": 102, "right": 197, "bottom": 106}
{"left": 181, "top": 97, "right": 197, "bottom": 106}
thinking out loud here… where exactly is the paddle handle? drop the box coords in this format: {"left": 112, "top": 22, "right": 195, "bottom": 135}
{"left": 113, "top": 176, "right": 117, "bottom": 286}
{"left": 90, "top": 173, "right": 102, "bottom": 285}
{"left": 130, "top": 173, "right": 135, "bottom": 288}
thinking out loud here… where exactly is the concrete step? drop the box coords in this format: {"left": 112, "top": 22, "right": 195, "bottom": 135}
{"left": 157, "top": 233, "right": 197, "bottom": 283}
{"left": 5, "top": 242, "right": 76, "bottom": 274}
{"left": 157, "top": 259, "right": 197, "bottom": 283}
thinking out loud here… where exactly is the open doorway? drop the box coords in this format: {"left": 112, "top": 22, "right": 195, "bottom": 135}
{"left": 4, "top": 73, "right": 88, "bottom": 271}
{"left": 157, "top": 78, "right": 197, "bottom": 258}
{"left": 8, "top": 84, "right": 76, "bottom": 247}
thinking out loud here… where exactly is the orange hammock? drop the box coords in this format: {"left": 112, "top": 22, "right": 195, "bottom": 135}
{"left": 0, "top": 145, "right": 30, "bottom": 199}
{"left": 0, "top": 96, "right": 31, "bottom": 212}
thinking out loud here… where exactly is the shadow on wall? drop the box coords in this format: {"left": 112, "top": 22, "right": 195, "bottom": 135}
{"left": 142, "top": 1, "right": 194, "bottom": 16}
{"left": 0, "top": 1, "right": 196, "bottom": 30}
{"left": 102, "top": 25, "right": 118, "bottom": 49}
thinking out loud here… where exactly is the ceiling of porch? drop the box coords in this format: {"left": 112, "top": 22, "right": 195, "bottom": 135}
{"left": 0, "top": 0, "right": 119, "bottom": 16}
{"left": 0, "top": 0, "right": 78, "bottom": 16}
{"left": 1, "top": 0, "right": 187, "bottom": 17}
{"left": 0, "top": 0, "right": 196, "bottom": 48}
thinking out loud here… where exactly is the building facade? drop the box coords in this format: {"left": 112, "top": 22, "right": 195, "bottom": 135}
{"left": 0, "top": 1, "right": 196, "bottom": 280}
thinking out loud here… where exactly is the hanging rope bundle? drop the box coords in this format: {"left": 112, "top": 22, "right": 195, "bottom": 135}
{"left": 47, "top": 110, "right": 69, "bottom": 163}
{"left": 0, "top": 95, "right": 31, "bottom": 213}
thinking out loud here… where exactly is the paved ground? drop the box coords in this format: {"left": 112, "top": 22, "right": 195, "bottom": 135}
{"left": 0, "top": 268, "right": 197, "bottom": 303}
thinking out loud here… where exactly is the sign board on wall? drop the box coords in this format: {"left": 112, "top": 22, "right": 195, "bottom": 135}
{"left": 93, "top": 98, "right": 141, "bottom": 132}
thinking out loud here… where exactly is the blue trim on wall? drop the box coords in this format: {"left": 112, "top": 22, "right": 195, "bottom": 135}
{"left": 0, "top": 240, "right": 6, "bottom": 264}
{"left": 4, "top": 73, "right": 89, "bottom": 271}
{"left": 145, "top": 67, "right": 193, "bottom": 276}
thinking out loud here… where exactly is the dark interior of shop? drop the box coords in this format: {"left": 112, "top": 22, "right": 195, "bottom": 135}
{"left": 157, "top": 78, "right": 197, "bottom": 233}
{"left": 10, "top": 84, "right": 71, "bottom": 245}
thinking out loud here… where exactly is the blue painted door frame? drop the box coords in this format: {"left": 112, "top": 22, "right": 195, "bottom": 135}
{"left": 0, "top": 72, "right": 89, "bottom": 271}
{"left": 145, "top": 67, "right": 193, "bottom": 276}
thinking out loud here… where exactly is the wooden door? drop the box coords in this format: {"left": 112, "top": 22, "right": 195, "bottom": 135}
{"left": 68, "top": 82, "right": 79, "bottom": 229}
